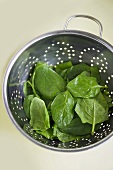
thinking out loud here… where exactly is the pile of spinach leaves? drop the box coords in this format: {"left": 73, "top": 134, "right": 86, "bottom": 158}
{"left": 23, "top": 61, "right": 113, "bottom": 142}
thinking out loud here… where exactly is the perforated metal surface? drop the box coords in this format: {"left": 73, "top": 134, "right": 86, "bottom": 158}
{"left": 3, "top": 30, "right": 113, "bottom": 151}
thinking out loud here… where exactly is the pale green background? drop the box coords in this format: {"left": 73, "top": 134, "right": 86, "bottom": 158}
{"left": 0, "top": 0, "right": 113, "bottom": 170}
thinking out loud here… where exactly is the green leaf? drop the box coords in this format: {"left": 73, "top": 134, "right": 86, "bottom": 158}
{"left": 90, "top": 65, "right": 101, "bottom": 83}
{"left": 60, "top": 69, "right": 69, "bottom": 80}
{"left": 66, "top": 63, "right": 90, "bottom": 80}
{"left": 23, "top": 94, "right": 34, "bottom": 119}
{"left": 36, "top": 128, "right": 53, "bottom": 139}
{"left": 54, "top": 61, "right": 72, "bottom": 74}
{"left": 80, "top": 71, "right": 91, "bottom": 77}
{"left": 23, "top": 81, "right": 33, "bottom": 97}
{"left": 103, "top": 92, "right": 113, "bottom": 108}
{"left": 60, "top": 117, "right": 92, "bottom": 136}
{"left": 51, "top": 91, "right": 74, "bottom": 128}
{"left": 34, "top": 62, "right": 66, "bottom": 100}
{"left": 53, "top": 124, "right": 79, "bottom": 142}
{"left": 23, "top": 80, "right": 40, "bottom": 97}
{"left": 60, "top": 116, "right": 101, "bottom": 136}
{"left": 75, "top": 92, "right": 109, "bottom": 134}
{"left": 30, "top": 97, "right": 50, "bottom": 131}
{"left": 67, "top": 74, "right": 103, "bottom": 98}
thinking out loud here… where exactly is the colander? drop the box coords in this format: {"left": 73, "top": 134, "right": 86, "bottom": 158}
{"left": 3, "top": 14, "right": 113, "bottom": 152}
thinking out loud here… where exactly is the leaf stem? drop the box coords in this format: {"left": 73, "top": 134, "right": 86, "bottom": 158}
{"left": 91, "top": 124, "right": 95, "bottom": 135}
{"left": 27, "top": 80, "right": 39, "bottom": 98}
{"left": 92, "top": 103, "right": 96, "bottom": 135}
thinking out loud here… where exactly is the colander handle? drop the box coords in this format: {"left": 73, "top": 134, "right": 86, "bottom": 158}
{"left": 64, "top": 14, "right": 103, "bottom": 37}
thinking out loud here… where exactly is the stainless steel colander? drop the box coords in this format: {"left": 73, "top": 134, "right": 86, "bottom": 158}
{"left": 3, "top": 15, "right": 113, "bottom": 152}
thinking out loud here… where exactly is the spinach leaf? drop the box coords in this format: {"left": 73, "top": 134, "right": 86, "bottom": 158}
{"left": 60, "top": 116, "right": 101, "bottom": 136}
{"left": 23, "top": 94, "right": 34, "bottom": 119}
{"left": 60, "top": 69, "right": 69, "bottom": 81}
{"left": 53, "top": 124, "right": 79, "bottom": 142}
{"left": 54, "top": 61, "right": 72, "bottom": 74}
{"left": 23, "top": 81, "right": 33, "bottom": 96}
{"left": 51, "top": 91, "right": 74, "bottom": 128}
{"left": 66, "top": 63, "right": 90, "bottom": 81}
{"left": 60, "top": 117, "right": 92, "bottom": 136}
{"left": 90, "top": 65, "right": 101, "bottom": 83}
{"left": 36, "top": 128, "right": 53, "bottom": 139}
{"left": 34, "top": 62, "right": 66, "bottom": 100}
{"left": 96, "top": 92, "right": 109, "bottom": 112}
{"left": 30, "top": 97, "right": 50, "bottom": 131}
{"left": 80, "top": 71, "right": 91, "bottom": 77}
{"left": 75, "top": 92, "right": 109, "bottom": 134}
{"left": 103, "top": 91, "right": 113, "bottom": 108}
{"left": 23, "top": 80, "right": 40, "bottom": 97}
{"left": 67, "top": 73, "right": 103, "bottom": 98}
